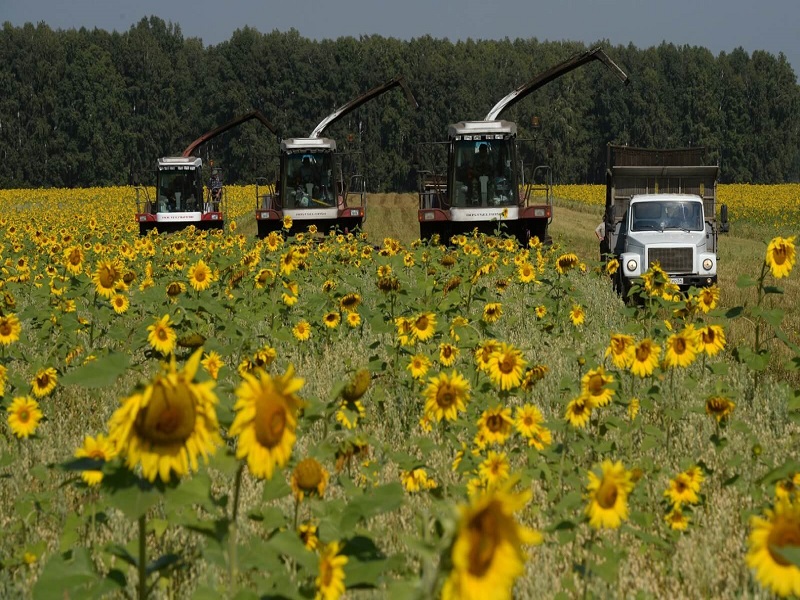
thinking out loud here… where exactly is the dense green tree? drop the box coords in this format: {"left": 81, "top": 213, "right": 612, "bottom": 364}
{"left": 0, "top": 22, "right": 798, "bottom": 188}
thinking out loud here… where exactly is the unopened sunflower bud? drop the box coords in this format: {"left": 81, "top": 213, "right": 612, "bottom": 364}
{"left": 630, "top": 467, "right": 645, "bottom": 483}
{"left": 341, "top": 369, "right": 371, "bottom": 402}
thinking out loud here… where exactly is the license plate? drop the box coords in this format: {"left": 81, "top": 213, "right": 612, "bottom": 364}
{"left": 670, "top": 277, "right": 684, "bottom": 285}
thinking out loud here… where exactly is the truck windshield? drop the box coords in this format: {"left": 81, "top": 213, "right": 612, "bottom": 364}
{"left": 285, "top": 152, "right": 335, "bottom": 208}
{"left": 451, "top": 139, "right": 515, "bottom": 207}
{"left": 631, "top": 200, "right": 703, "bottom": 232}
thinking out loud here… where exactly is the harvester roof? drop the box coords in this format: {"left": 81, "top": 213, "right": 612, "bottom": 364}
{"left": 281, "top": 137, "right": 336, "bottom": 152}
{"left": 448, "top": 120, "right": 517, "bottom": 139}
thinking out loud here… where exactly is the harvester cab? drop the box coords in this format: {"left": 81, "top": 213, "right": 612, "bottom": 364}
{"left": 256, "top": 76, "right": 419, "bottom": 238}
{"left": 418, "top": 47, "right": 628, "bottom": 245}
{"left": 135, "top": 110, "right": 279, "bottom": 235}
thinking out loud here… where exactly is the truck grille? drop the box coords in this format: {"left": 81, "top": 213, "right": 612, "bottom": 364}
{"left": 647, "top": 247, "right": 693, "bottom": 272}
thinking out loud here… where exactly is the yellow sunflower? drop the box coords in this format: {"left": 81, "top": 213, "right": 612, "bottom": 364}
{"left": 555, "top": 253, "right": 579, "bottom": 275}
{"left": 345, "top": 312, "right": 361, "bottom": 328}
{"left": 7, "top": 396, "right": 43, "bottom": 439}
{"left": 292, "top": 320, "right": 312, "bottom": 342}
{"left": 229, "top": 365, "right": 305, "bottom": 480}
{"left": 663, "top": 328, "right": 699, "bottom": 369}
{"left": 106, "top": 349, "right": 221, "bottom": 483}
{"left": 581, "top": 366, "right": 614, "bottom": 408}
{"left": 291, "top": 457, "right": 329, "bottom": 501}
{"left": 605, "top": 333, "right": 635, "bottom": 369}
{"left": 339, "top": 293, "right": 361, "bottom": 313}
{"left": 442, "top": 480, "right": 542, "bottom": 600}
{"left": 696, "top": 324, "right": 726, "bottom": 357}
{"left": 323, "top": 311, "right": 341, "bottom": 329}
{"left": 630, "top": 339, "right": 661, "bottom": 378}
{"left": 423, "top": 371, "right": 470, "bottom": 422}
{"left": 695, "top": 285, "right": 720, "bottom": 313}
{"left": 187, "top": 259, "right": 214, "bottom": 292}
{"left": 486, "top": 342, "right": 527, "bottom": 391}
{"left": 705, "top": 395, "right": 735, "bottom": 422}
{"left": 665, "top": 506, "right": 690, "bottom": 531}
{"left": 438, "top": 343, "right": 460, "bottom": 367}
{"left": 765, "top": 236, "right": 797, "bottom": 279}
{"left": 534, "top": 305, "right": 547, "bottom": 319}
{"left": 147, "top": 314, "right": 177, "bottom": 356}
{"left": 517, "top": 262, "right": 536, "bottom": 283}
{"left": 514, "top": 404, "right": 552, "bottom": 449}
{"left": 201, "top": 351, "right": 224, "bottom": 380}
{"left": 298, "top": 522, "right": 319, "bottom": 550}
{"left": 316, "top": 541, "right": 348, "bottom": 600}
{"left": 476, "top": 405, "right": 514, "bottom": 446}
{"left": 74, "top": 434, "right": 117, "bottom": 486}
{"left": 401, "top": 468, "right": 438, "bottom": 492}
{"left": 746, "top": 498, "right": 800, "bottom": 597}
{"left": 565, "top": 395, "right": 592, "bottom": 429}
{"left": 585, "top": 460, "right": 635, "bottom": 529}
{"left": 474, "top": 339, "right": 501, "bottom": 373}
{"left": 92, "top": 258, "right": 123, "bottom": 299}
{"left": 664, "top": 472, "right": 700, "bottom": 507}
{"left": 569, "top": 304, "right": 585, "bottom": 326}
{"left": 482, "top": 303, "right": 503, "bottom": 323}
{"left": 31, "top": 367, "right": 58, "bottom": 398}
{"left": 0, "top": 313, "right": 22, "bottom": 346}
{"left": 110, "top": 293, "right": 130, "bottom": 315}
{"left": 478, "top": 451, "right": 510, "bottom": 487}
{"left": 63, "top": 245, "right": 85, "bottom": 275}
{"left": 407, "top": 354, "right": 432, "bottom": 380}
{"left": 411, "top": 312, "right": 437, "bottom": 342}
{"left": 282, "top": 215, "right": 293, "bottom": 230}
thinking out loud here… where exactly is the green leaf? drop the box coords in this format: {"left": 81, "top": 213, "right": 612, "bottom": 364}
{"left": 107, "top": 481, "right": 161, "bottom": 521}
{"left": 33, "top": 548, "right": 100, "bottom": 600}
{"left": 266, "top": 529, "right": 316, "bottom": 571}
{"left": 60, "top": 351, "right": 131, "bottom": 388}
{"left": 262, "top": 476, "right": 292, "bottom": 502}
{"left": 736, "top": 274, "right": 757, "bottom": 288}
{"left": 340, "top": 483, "right": 404, "bottom": 531}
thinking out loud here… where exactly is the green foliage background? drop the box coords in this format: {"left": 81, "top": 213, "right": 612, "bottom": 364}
{"left": 1, "top": 17, "right": 800, "bottom": 190}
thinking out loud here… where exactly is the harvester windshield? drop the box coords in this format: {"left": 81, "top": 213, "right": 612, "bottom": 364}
{"left": 282, "top": 151, "right": 336, "bottom": 208}
{"left": 451, "top": 138, "right": 516, "bottom": 207}
{"left": 157, "top": 165, "right": 203, "bottom": 213}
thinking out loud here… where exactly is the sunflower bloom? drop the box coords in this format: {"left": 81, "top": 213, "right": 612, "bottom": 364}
{"left": 7, "top": 396, "right": 43, "bottom": 438}
{"left": 323, "top": 311, "right": 341, "bottom": 329}
{"left": 147, "top": 314, "right": 177, "bottom": 356}
{"left": 478, "top": 451, "right": 510, "bottom": 487}
{"left": 31, "top": 367, "right": 58, "bottom": 398}
{"left": 706, "top": 395, "right": 735, "bottom": 423}
{"left": 230, "top": 365, "right": 305, "bottom": 480}
{"left": 292, "top": 320, "right": 312, "bottom": 342}
{"left": 696, "top": 324, "right": 726, "bottom": 357}
{"left": 423, "top": 371, "right": 470, "bottom": 422}
{"left": 630, "top": 339, "right": 661, "bottom": 378}
{"left": 107, "top": 350, "right": 221, "bottom": 483}
{"left": 111, "top": 294, "right": 130, "bottom": 314}
{"left": 298, "top": 522, "right": 319, "bottom": 550}
{"left": 665, "top": 506, "right": 690, "bottom": 531}
{"left": 315, "top": 541, "right": 348, "bottom": 600}
{"left": 402, "top": 468, "right": 438, "bottom": 492}
{"left": 695, "top": 285, "right": 720, "bottom": 313}
{"left": 92, "top": 258, "right": 123, "bottom": 298}
{"left": 486, "top": 343, "right": 527, "bottom": 391}
{"left": 482, "top": 303, "right": 503, "bottom": 323}
{"left": 407, "top": 354, "right": 432, "bottom": 380}
{"left": 187, "top": 259, "right": 214, "bottom": 292}
{"left": 442, "top": 481, "right": 542, "bottom": 600}
{"left": 411, "top": 312, "right": 437, "bottom": 342}
{"left": 439, "top": 343, "right": 460, "bottom": 367}
{"left": 663, "top": 328, "right": 699, "bottom": 369}
{"left": 201, "top": 351, "right": 224, "bottom": 380}
{"left": 581, "top": 367, "right": 614, "bottom": 408}
{"left": 565, "top": 395, "right": 592, "bottom": 429}
{"left": 585, "top": 460, "right": 635, "bottom": 529}
{"left": 0, "top": 313, "right": 22, "bottom": 346}
{"left": 514, "top": 404, "right": 552, "bottom": 450}
{"left": 74, "top": 434, "right": 117, "bottom": 486}
{"left": 569, "top": 304, "right": 585, "bottom": 326}
{"left": 476, "top": 405, "right": 514, "bottom": 446}
{"left": 664, "top": 472, "right": 700, "bottom": 507}
{"left": 746, "top": 498, "right": 800, "bottom": 597}
{"left": 765, "top": 236, "right": 796, "bottom": 279}
{"left": 291, "top": 457, "right": 329, "bottom": 501}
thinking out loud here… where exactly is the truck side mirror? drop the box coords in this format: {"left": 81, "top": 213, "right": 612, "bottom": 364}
{"left": 720, "top": 204, "right": 730, "bottom": 233}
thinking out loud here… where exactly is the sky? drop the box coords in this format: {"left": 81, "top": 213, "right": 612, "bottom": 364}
{"left": 3, "top": 0, "right": 799, "bottom": 77}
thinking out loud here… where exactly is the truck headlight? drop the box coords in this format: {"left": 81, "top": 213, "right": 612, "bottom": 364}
{"left": 626, "top": 259, "right": 637, "bottom": 272}
{"left": 702, "top": 258, "right": 713, "bottom": 270}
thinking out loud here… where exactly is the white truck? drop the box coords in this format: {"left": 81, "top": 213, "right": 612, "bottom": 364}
{"left": 600, "top": 145, "right": 727, "bottom": 297}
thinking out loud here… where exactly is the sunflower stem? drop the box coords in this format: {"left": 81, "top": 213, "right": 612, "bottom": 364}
{"left": 138, "top": 514, "right": 147, "bottom": 600}
{"left": 228, "top": 463, "right": 244, "bottom": 590}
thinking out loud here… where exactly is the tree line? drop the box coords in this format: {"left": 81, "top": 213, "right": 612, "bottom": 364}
{"left": 1, "top": 17, "right": 799, "bottom": 191}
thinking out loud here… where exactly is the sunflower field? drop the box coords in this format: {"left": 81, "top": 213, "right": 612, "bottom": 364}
{"left": 0, "top": 185, "right": 799, "bottom": 599}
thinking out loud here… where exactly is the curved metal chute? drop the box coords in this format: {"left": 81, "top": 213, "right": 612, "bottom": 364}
{"left": 182, "top": 110, "right": 280, "bottom": 157}
{"left": 309, "top": 76, "right": 419, "bottom": 139}
{"left": 484, "top": 47, "right": 629, "bottom": 122}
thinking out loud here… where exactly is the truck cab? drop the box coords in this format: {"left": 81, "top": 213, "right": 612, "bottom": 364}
{"left": 602, "top": 145, "right": 726, "bottom": 297}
